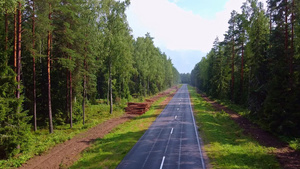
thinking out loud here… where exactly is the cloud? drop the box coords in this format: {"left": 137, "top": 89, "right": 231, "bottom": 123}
{"left": 125, "top": 0, "right": 268, "bottom": 73}
{"left": 126, "top": 0, "right": 254, "bottom": 53}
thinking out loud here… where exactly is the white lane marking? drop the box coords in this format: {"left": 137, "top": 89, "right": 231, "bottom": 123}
{"left": 177, "top": 108, "right": 179, "bottom": 111}
{"left": 175, "top": 115, "right": 177, "bottom": 119}
{"left": 160, "top": 156, "right": 165, "bottom": 169}
{"left": 141, "top": 128, "right": 164, "bottom": 168}
{"left": 188, "top": 86, "right": 206, "bottom": 169}
{"left": 170, "top": 128, "right": 173, "bottom": 134}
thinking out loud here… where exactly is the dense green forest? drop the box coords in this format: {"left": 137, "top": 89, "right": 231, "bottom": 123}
{"left": 0, "top": 0, "right": 180, "bottom": 158}
{"left": 191, "top": 0, "right": 299, "bottom": 137}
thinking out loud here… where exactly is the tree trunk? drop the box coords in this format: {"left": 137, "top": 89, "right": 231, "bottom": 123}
{"left": 16, "top": 2, "right": 22, "bottom": 150}
{"left": 240, "top": 36, "right": 244, "bottom": 96}
{"left": 69, "top": 58, "right": 73, "bottom": 129}
{"left": 47, "top": 3, "right": 53, "bottom": 134}
{"left": 82, "top": 58, "right": 86, "bottom": 125}
{"left": 147, "top": 77, "right": 150, "bottom": 95}
{"left": 5, "top": 11, "right": 8, "bottom": 52}
{"left": 17, "top": 2, "right": 21, "bottom": 103}
{"left": 66, "top": 69, "right": 69, "bottom": 122}
{"left": 290, "top": 0, "right": 294, "bottom": 77}
{"left": 82, "top": 44, "right": 87, "bottom": 125}
{"left": 269, "top": 10, "right": 272, "bottom": 34}
{"left": 14, "top": 8, "right": 17, "bottom": 78}
{"left": 109, "top": 61, "right": 113, "bottom": 114}
{"left": 231, "top": 36, "right": 235, "bottom": 100}
{"left": 32, "top": 0, "right": 37, "bottom": 131}
{"left": 285, "top": 0, "right": 288, "bottom": 57}
{"left": 107, "top": 75, "right": 109, "bottom": 105}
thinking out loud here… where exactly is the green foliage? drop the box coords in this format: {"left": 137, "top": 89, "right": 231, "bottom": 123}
{"left": 131, "top": 34, "right": 179, "bottom": 97}
{"left": 0, "top": 103, "right": 125, "bottom": 168}
{"left": 189, "top": 86, "right": 280, "bottom": 169}
{"left": 190, "top": 0, "right": 300, "bottom": 137}
{"left": 0, "top": 0, "right": 180, "bottom": 161}
{"left": 180, "top": 73, "right": 190, "bottom": 84}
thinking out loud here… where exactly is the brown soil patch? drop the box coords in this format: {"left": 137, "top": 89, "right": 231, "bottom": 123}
{"left": 18, "top": 87, "right": 177, "bottom": 169}
{"left": 200, "top": 94, "right": 300, "bottom": 169}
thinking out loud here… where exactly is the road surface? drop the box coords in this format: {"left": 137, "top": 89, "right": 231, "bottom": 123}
{"left": 117, "top": 84, "right": 206, "bottom": 169}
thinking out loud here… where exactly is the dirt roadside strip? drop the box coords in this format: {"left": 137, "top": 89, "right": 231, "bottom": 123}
{"left": 200, "top": 94, "right": 300, "bottom": 169}
{"left": 18, "top": 87, "right": 177, "bottom": 169}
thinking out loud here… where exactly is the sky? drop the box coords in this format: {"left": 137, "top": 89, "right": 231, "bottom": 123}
{"left": 125, "top": 0, "right": 267, "bottom": 73}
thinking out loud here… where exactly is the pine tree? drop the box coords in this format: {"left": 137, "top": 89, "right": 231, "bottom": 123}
{"left": 47, "top": 2, "right": 53, "bottom": 133}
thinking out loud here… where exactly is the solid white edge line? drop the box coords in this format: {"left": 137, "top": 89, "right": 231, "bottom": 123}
{"left": 160, "top": 156, "right": 166, "bottom": 169}
{"left": 170, "top": 128, "right": 173, "bottom": 134}
{"left": 187, "top": 85, "right": 206, "bottom": 169}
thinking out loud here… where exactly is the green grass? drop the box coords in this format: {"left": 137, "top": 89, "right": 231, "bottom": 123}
{"left": 70, "top": 96, "right": 170, "bottom": 169}
{"left": 188, "top": 86, "right": 280, "bottom": 169}
{"left": 214, "top": 97, "right": 300, "bottom": 152}
{"left": 0, "top": 103, "right": 125, "bottom": 169}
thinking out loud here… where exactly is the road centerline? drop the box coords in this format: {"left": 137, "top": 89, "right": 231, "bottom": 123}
{"left": 116, "top": 85, "right": 206, "bottom": 169}
{"left": 160, "top": 156, "right": 165, "bottom": 169}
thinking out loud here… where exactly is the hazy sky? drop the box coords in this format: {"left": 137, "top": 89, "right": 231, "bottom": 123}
{"left": 125, "top": 0, "right": 267, "bottom": 73}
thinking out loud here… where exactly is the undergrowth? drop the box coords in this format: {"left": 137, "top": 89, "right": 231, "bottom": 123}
{"left": 0, "top": 102, "right": 124, "bottom": 169}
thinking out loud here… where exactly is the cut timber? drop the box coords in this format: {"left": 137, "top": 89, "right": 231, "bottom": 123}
{"left": 125, "top": 86, "right": 178, "bottom": 115}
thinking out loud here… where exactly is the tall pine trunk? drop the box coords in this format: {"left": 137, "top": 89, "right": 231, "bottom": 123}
{"left": 109, "top": 61, "right": 113, "bottom": 114}
{"left": 16, "top": 2, "right": 22, "bottom": 150}
{"left": 16, "top": 2, "right": 21, "bottom": 104}
{"left": 69, "top": 57, "right": 73, "bottom": 129}
{"left": 5, "top": 11, "right": 8, "bottom": 53}
{"left": 66, "top": 69, "right": 69, "bottom": 122}
{"left": 32, "top": 0, "right": 37, "bottom": 131}
{"left": 82, "top": 47, "right": 87, "bottom": 125}
{"left": 107, "top": 78, "right": 109, "bottom": 105}
{"left": 290, "top": 0, "right": 294, "bottom": 78}
{"left": 240, "top": 36, "right": 244, "bottom": 96}
{"left": 231, "top": 36, "right": 235, "bottom": 100}
{"left": 47, "top": 3, "right": 53, "bottom": 134}
{"left": 285, "top": 0, "right": 288, "bottom": 58}
{"left": 14, "top": 8, "right": 17, "bottom": 78}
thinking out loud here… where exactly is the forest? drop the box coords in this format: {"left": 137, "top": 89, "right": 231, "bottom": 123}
{"left": 0, "top": 0, "right": 180, "bottom": 158}
{"left": 191, "top": 0, "right": 300, "bottom": 137}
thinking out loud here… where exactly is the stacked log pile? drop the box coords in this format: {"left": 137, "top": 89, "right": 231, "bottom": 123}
{"left": 125, "top": 102, "right": 150, "bottom": 115}
{"left": 125, "top": 86, "right": 179, "bottom": 115}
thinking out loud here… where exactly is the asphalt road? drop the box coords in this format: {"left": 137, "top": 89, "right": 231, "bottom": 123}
{"left": 117, "top": 84, "right": 206, "bottom": 169}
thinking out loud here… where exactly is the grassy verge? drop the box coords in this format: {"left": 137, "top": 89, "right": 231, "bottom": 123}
{"left": 0, "top": 104, "right": 125, "bottom": 169}
{"left": 214, "top": 97, "right": 300, "bottom": 151}
{"left": 188, "top": 86, "right": 280, "bottom": 169}
{"left": 70, "top": 95, "right": 172, "bottom": 169}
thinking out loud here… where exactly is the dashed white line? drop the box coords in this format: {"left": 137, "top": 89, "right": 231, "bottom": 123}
{"left": 177, "top": 108, "right": 179, "bottom": 111}
{"left": 160, "top": 156, "right": 165, "bottom": 169}
{"left": 175, "top": 115, "right": 177, "bottom": 119}
{"left": 170, "top": 128, "right": 173, "bottom": 134}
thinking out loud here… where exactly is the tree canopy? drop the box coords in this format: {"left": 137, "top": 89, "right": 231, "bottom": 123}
{"left": 191, "top": 0, "right": 300, "bottom": 136}
{"left": 0, "top": 0, "right": 179, "bottom": 158}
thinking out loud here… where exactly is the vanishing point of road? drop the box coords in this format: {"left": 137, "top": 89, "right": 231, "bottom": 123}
{"left": 117, "top": 84, "right": 206, "bottom": 169}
